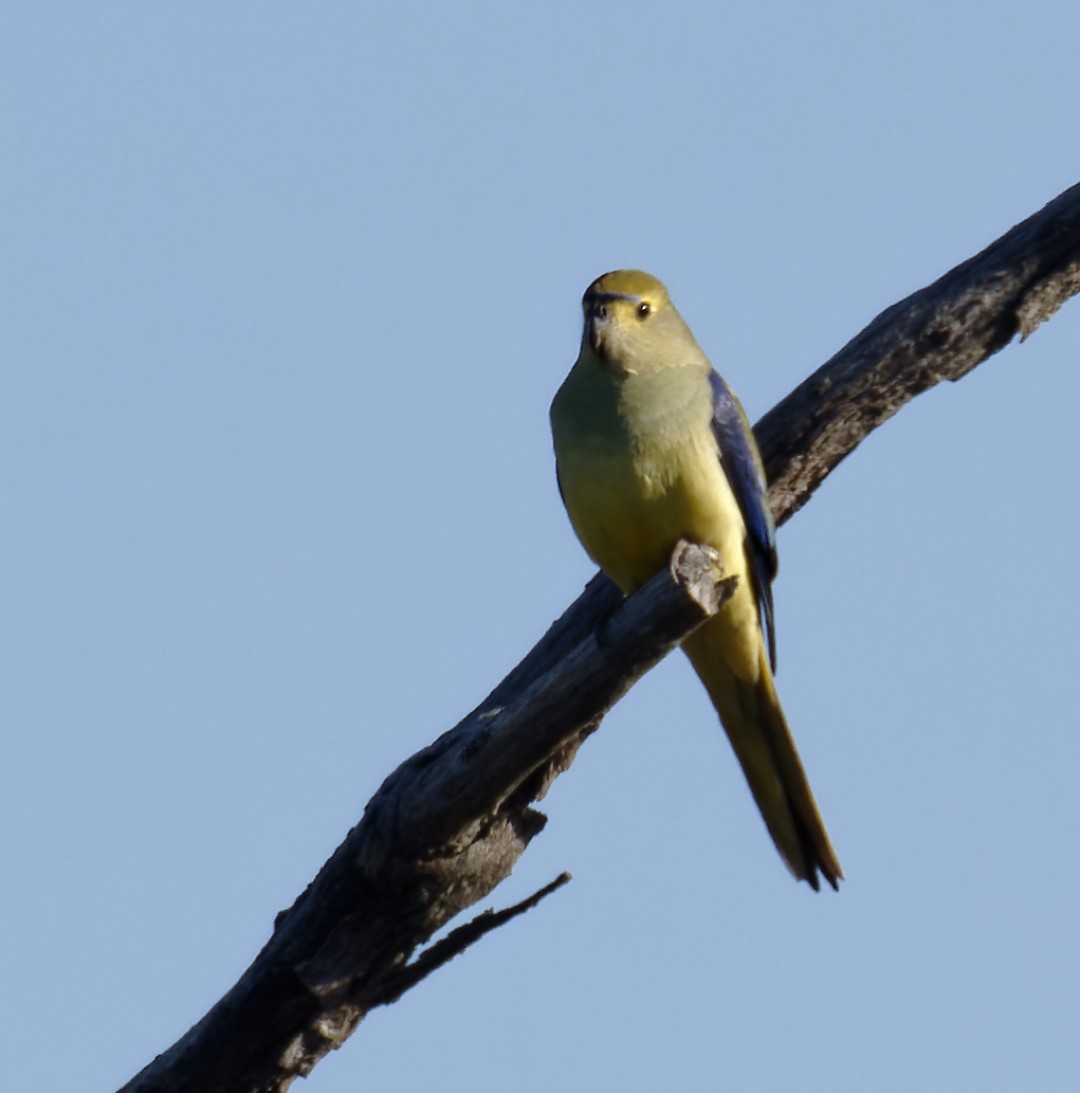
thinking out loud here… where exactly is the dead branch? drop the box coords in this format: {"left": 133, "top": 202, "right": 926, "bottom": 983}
{"left": 120, "top": 182, "right": 1080, "bottom": 1093}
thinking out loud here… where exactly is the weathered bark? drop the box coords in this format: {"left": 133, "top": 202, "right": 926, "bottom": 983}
{"left": 758, "top": 181, "right": 1080, "bottom": 524}
{"left": 121, "top": 544, "right": 735, "bottom": 1093}
{"left": 120, "top": 182, "right": 1080, "bottom": 1093}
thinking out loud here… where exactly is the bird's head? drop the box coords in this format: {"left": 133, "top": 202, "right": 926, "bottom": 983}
{"left": 580, "top": 269, "right": 691, "bottom": 371}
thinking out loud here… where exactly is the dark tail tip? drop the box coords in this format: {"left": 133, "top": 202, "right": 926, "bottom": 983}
{"left": 797, "top": 828, "right": 843, "bottom": 892}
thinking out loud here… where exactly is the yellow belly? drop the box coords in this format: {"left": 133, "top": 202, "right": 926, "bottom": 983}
{"left": 562, "top": 432, "right": 722, "bottom": 581}
{"left": 558, "top": 423, "right": 761, "bottom": 679}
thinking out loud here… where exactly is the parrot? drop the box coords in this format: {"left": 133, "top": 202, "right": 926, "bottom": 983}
{"left": 550, "top": 269, "right": 842, "bottom": 890}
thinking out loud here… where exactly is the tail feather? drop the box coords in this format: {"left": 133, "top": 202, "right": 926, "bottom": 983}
{"left": 682, "top": 624, "right": 842, "bottom": 890}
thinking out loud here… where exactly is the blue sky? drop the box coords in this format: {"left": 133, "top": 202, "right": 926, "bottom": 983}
{"left": 4, "top": 4, "right": 1079, "bottom": 1091}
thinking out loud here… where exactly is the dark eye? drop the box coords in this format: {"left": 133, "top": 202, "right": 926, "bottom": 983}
{"left": 637, "top": 301, "right": 651, "bottom": 319}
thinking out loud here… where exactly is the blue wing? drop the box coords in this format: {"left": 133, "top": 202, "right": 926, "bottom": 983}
{"left": 708, "top": 371, "right": 779, "bottom": 670}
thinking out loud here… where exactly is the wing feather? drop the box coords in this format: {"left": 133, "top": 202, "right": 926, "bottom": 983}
{"left": 708, "top": 371, "right": 779, "bottom": 669}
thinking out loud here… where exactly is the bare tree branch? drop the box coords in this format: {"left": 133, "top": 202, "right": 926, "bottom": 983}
{"left": 120, "top": 182, "right": 1080, "bottom": 1093}
{"left": 366, "top": 871, "right": 573, "bottom": 1009}
{"left": 758, "top": 181, "right": 1080, "bottom": 525}
{"left": 122, "top": 544, "right": 735, "bottom": 1093}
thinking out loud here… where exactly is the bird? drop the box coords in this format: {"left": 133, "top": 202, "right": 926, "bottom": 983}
{"left": 550, "top": 269, "right": 842, "bottom": 890}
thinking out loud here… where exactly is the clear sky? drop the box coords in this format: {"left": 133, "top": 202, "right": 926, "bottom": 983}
{"left": 4, "top": 4, "right": 1079, "bottom": 1091}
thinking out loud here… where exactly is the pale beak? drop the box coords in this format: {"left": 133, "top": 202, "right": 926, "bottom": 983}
{"left": 586, "top": 303, "right": 610, "bottom": 357}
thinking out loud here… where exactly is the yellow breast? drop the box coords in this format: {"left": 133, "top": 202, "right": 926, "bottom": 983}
{"left": 553, "top": 362, "right": 748, "bottom": 595}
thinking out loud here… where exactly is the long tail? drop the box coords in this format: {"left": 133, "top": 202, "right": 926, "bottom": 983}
{"left": 682, "top": 622, "right": 842, "bottom": 890}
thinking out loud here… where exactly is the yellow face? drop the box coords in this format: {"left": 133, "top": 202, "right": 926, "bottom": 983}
{"left": 580, "top": 269, "right": 686, "bottom": 367}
